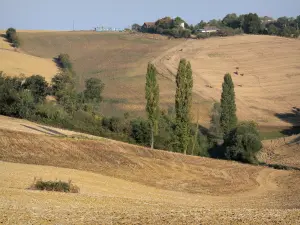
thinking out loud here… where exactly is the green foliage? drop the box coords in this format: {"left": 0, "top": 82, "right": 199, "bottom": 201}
{"left": 220, "top": 73, "right": 237, "bottom": 138}
{"left": 209, "top": 102, "right": 223, "bottom": 143}
{"left": 23, "top": 75, "right": 49, "bottom": 103}
{"left": 174, "top": 59, "right": 193, "bottom": 154}
{"left": 5, "top": 27, "right": 20, "bottom": 48}
{"left": 35, "top": 102, "right": 69, "bottom": 121}
{"left": 222, "top": 13, "right": 241, "bottom": 29}
{"left": 0, "top": 72, "right": 34, "bottom": 118}
{"left": 31, "top": 178, "right": 79, "bottom": 193}
{"left": 57, "top": 53, "right": 73, "bottom": 71}
{"left": 224, "top": 121, "right": 262, "bottom": 164}
{"left": 131, "top": 23, "right": 141, "bottom": 32}
{"left": 84, "top": 78, "right": 105, "bottom": 103}
{"left": 130, "top": 118, "right": 151, "bottom": 145}
{"left": 242, "top": 13, "right": 262, "bottom": 34}
{"left": 145, "top": 63, "right": 160, "bottom": 148}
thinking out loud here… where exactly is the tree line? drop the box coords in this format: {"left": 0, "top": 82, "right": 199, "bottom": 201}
{"left": 145, "top": 60, "right": 262, "bottom": 163}
{"left": 132, "top": 13, "right": 300, "bottom": 39}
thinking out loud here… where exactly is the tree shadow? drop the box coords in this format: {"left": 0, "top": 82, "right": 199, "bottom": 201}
{"left": 21, "top": 124, "right": 67, "bottom": 137}
{"left": 37, "top": 125, "right": 67, "bottom": 137}
{"left": 21, "top": 124, "right": 55, "bottom": 136}
{"left": 275, "top": 107, "right": 300, "bottom": 136}
{"left": 52, "top": 57, "right": 61, "bottom": 68}
{"left": 0, "top": 34, "right": 15, "bottom": 48}
{"left": 207, "top": 144, "right": 226, "bottom": 159}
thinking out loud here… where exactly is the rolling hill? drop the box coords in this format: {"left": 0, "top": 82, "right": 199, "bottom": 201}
{"left": 153, "top": 35, "right": 300, "bottom": 127}
{"left": 18, "top": 31, "right": 184, "bottom": 117}
{"left": 16, "top": 32, "right": 300, "bottom": 129}
{"left": 0, "top": 116, "right": 299, "bottom": 224}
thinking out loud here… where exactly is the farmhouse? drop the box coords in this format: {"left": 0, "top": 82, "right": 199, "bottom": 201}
{"left": 198, "top": 26, "right": 219, "bottom": 33}
{"left": 142, "top": 22, "right": 155, "bottom": 30}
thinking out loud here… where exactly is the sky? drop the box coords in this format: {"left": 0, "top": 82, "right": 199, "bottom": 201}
{"left": 0, "top": 0, "right": 299, "bottom": 30}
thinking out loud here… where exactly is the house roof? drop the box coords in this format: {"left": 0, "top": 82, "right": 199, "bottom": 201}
{"left": 143, "top": 22, "right": 155, "bottom": 27}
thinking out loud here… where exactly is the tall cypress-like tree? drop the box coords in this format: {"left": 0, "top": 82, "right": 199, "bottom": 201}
{"left": 220, "top": 73, "right": 237, "bottom": 138}
{"left": 145, "top": 63, "right": 160, "bottom": 149}
{"left": 174, "top": 59, "right": 193, "bottom": 154}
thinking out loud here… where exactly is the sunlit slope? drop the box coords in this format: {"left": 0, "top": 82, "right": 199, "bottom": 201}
{"left": 0, "top": 33, "right": 58, "bottom": 82}
{"left": 153, "top": 35, "right": 300, "bottom": 127}
{"left": 0, "top": 124, "right": 299, "bottom": 224}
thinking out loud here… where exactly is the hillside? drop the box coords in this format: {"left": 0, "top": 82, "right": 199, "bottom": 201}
{"left": 0, "top": 117, "right": 300, "bottom": 224}
{"left": 17, "top": 32, "right": 300, "bottom": 127}
{"left": 18, "top": 31, "right": 184, "bottom": 117}
{"left": 153, "top": 35, "right": 300, "bottom": 127}
{"left": 0, "top": 32, "right": 58, "bottom": 82}
{"left": 259, "top": 134, "right": 300, "bottom": 168}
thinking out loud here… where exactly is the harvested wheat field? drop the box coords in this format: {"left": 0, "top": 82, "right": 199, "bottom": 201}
{"left": 0, "top": 33, "right": 58, "bottom": 82}
{"left": 0, "top": 123, "right": 300, "bottom": 224}
{"left": 153, "top": 35, "right": 300, "bottom": 127}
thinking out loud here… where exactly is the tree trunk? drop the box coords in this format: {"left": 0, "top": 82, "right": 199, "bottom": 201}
{"left": 151, "top": 127, "right": 154, "bottom": 149}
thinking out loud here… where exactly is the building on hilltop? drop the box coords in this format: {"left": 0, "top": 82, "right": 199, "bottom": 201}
{"left": 197, "top": 26, "right": 219, "bottom": 33}
{"left": 142, "top": 22, "right": 156, "bottom": 30}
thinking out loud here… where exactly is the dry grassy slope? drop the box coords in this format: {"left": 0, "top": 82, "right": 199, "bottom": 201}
{"left": 0, "top": 126, "right": 300, "bottom": 224}
{"left": 153, "top": 35, "right": 300, "bottom": 127}
{"left": 19, "top": 31, "right": 184, "bottom": 117}
{"left": 0, "top": 33, "right": 58, "bottom": 82}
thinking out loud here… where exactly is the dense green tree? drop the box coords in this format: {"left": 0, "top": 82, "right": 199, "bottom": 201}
{"left": 131, "top": 23, "right": 141, "bottom": 31}
{"left": 209, "top": 102, "right": 223, "bottom": 143}
{"left": 23, "top": 75, "right": 49, "bottom": 103}
{"left": 220, "top": 73, "right": 237, "bottom": 138}
{"left": 224, "top": 121, "right": 262, "bottom": 164}
{"left": 51, "top": 71, "right": 77, "bottom": 113}
{"left": 243, "top": 13, "right": 261, "bottom": 34}
{"left": 174, "top": 59, "right": 193, "bottom": 154}
{"left": 145, "top": 63, "right": 160, "bottom": 149}
{"left": 267, "top": 24, "right": 279, "bottom": 35}
{"left": 222, "top": 13, "right": 241, "bottom": 29}
{"left": 130, "top": 118, "right": 151, "bottom": 145}
{"left": 195, "top": 20, "right": 207, "bottom": 30}
{"left": 5, "top": 28, "right": 20, "bottom": 48}
{"left": 84, "top": 78, "right": 105, "bottom": 103}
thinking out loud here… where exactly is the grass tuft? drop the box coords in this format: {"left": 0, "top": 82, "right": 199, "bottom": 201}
{"left": 30, "top": 177, "right": 80, "bottom": 193}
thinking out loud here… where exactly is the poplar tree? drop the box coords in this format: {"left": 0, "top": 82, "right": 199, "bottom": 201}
{"left": 145, "top": 63, "right": 160, "bottom": 149}
{"left": 174, "top": 59, "right": 193, "bottom": 154}
{"left": 220, "top": 73, "right": 237, "bottom": 138}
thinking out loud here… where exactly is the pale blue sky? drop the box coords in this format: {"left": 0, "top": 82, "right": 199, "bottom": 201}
{"left": 0, "top": 0, "right": 299, "bottom": 30}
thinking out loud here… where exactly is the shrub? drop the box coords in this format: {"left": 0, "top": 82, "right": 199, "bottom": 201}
{"left": 57, "top": 54, "right": 73, "bottom": 71}
{"left": 31, "top": 178, "right": 80, "bottom": 193}
{"left": 83, "top": 78, "right": 105, "bottom": 103}
{"left": 224, "top": 121, "right": 262, "bottom": 164}
{"left": 197, "top": 33, "right": 209, "bottom": 39}
{"left": 23, "top": 75, "right": 49, "bottom": 103}
{"left": 6, "top": 28, "right": 20, "bottom": 47}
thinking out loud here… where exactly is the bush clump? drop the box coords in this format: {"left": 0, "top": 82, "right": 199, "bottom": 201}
{"left": 224, "top": 121, "right": 262, "bottom": 164}
{"left": 31, "top": 178, "right": 80, "bottom": 193}
{"left": 6, "top": 27, "right": 21, "bottom": 48}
